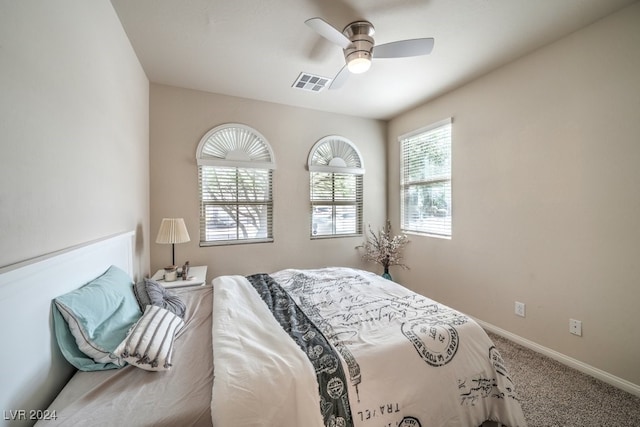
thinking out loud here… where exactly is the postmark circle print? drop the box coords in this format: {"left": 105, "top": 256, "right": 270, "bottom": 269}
{"left": 399, "top": 416, "right": 422, "bottom": 427}
{"left": 401, "top": 320, "right": 459, "bottom": 367}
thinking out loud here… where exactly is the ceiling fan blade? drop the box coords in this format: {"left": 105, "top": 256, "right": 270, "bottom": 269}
{"left": 373, "top": 38, "right": 434, "bottom": 59}
{"left": 329, "top": 65, "right": 350, "bottom": 90}
{"left": 305, "top": 17, "right": 352, "bottom": 50}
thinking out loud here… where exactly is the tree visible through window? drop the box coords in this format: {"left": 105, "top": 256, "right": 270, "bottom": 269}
{"left": 308, "top": 136, "right": 364, "bottom": 238}
{"left": 400, "top": 118, "right": 452, "bottom": 237}
{"left": 196, "top": 124, "right": 275, "bottom": 245}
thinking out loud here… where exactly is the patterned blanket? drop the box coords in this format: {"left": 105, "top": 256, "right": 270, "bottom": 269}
{"left": 212, "top": 267, "right": 527, "bottom": 427}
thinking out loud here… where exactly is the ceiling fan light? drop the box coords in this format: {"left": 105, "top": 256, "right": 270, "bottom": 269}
{"left": 347, "top": 56, "right": 371, "bottom": 74}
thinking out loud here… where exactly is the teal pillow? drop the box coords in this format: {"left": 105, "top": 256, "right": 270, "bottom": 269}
{"left": 52, "top": 265, "right": 142, "bottom": 371}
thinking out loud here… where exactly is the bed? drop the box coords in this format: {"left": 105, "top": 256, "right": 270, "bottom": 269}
{"left": 33, "top": 263, "right": 526, "bottom": 427}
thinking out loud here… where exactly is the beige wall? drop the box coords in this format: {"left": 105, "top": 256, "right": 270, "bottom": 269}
{"left": 0, "top": 1, "right": 150, "bottom": 278}
{"left": 149, "top": 84, "right": 386, "bottom": 279}
{"left": 388, "top": 3, "right": 640, "bottom": 387}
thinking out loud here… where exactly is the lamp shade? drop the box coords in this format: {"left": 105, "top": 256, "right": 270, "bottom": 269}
{"left": 156, "top": 218, "right": 190, "bottom": 244}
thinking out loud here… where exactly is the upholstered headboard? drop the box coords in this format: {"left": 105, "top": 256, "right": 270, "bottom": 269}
{"left": 0, "top": 231, "right": 135, "bottom": 427}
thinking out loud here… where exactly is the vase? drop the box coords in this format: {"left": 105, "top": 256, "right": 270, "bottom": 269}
{"left": 382, "top": 266, "right": 392, "bottom": 281}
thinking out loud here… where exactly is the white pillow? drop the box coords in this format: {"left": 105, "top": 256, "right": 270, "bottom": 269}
{"left": 113, "top": 305, "right": 185, "bottom": 371}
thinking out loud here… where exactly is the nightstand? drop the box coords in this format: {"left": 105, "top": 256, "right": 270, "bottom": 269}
{"left": 151, "top": 265, "right": 208, "bottom": 289}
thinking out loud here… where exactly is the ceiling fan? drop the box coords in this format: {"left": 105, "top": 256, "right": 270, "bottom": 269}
{"left": 305, "top": 17, "right": 435, "bottom": 89}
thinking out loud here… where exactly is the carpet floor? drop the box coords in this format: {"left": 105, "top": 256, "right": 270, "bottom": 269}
{"left": 487, "top": 331, "right": 640, "bottom": 426}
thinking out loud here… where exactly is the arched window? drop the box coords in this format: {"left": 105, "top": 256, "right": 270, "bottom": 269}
{"left": 196, "top": 124, "right": 275, "bottom": 244}
{"left": 308, "top": 135, "right": 364, "bottom": 238}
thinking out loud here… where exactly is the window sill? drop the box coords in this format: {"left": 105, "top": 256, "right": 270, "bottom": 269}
{"left": 310, "top": 233, "right": 362, "bottom": 240}
{"left": 402, "top": 230, "right": 451, "bottom": 240}
{"left": 199, "top": 238, "right": 274, "bottom": 247}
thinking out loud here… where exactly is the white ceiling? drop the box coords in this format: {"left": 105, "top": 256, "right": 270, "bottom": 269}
{"left": 110, "top": 0, "right": 635, "bottom": 120}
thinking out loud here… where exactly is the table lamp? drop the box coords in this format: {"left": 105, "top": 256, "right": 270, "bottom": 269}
{"left": 155, "top": 218, "right": 190, "bottom": 266}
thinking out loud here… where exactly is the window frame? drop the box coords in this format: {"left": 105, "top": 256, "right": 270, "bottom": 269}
{"left": 196, "top": 123, "right": 275, "bottom": 246}
{"left": 399, "top": 118, "right": 452, "bottom": 238}
{"left": 308, "top": 135, "right": 365, "bottom": 239}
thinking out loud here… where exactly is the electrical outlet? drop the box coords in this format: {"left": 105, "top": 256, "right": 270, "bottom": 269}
{"left": 570, "top": 319, "right": 582, "bottom": 336}
{"left": 515, "top": 301, "right": 526, "bottom": 317}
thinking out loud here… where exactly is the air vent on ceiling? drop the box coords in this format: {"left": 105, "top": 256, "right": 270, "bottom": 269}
{"left": 292, "top": 72, "right": 332, "bottom": 92}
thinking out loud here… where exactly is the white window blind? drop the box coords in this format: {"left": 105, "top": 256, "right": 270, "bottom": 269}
{"left": 308, "top": 136, "right": 364, "bottom": 238}
{"left": 196, "top": 124, "right": 275, "bottom": 245}
{"left": 310, "top": 172, "right": 362, "bottom": 236}
{"left": 400, "top": 118, "right": 452, "bottom": 237}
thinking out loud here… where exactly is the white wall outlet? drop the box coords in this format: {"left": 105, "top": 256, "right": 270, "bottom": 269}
{"left": 515, "top": 301, "right": 526, "bottom": 317}
{"left": 570, "top": 319, "right": 582, "bottom": 336}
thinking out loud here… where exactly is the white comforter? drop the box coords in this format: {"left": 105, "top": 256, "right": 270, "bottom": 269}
{"left": 212, "top": 267, "right": 527, "bottom": 427}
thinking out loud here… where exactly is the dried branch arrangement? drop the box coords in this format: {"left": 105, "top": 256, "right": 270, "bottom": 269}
{"left": 357, "top": 220, "right": 409, "bottom": 271}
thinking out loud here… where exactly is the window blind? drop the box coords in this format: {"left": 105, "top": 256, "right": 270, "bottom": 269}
{"left": 400, "top": 119, "right": 452, "bottom": 237}
{"left": 310, "top": 172, "right": 362, "bottom": 237}
{"left": 199, "top": 167, "right": 273, "bottom": 244}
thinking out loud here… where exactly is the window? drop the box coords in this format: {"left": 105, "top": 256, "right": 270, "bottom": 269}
{"left": 400, "top": 118, "right": 452, "bottom": 237}
{"left": 196, "top": 124, "right": 275, "bottom": 245}
{"left": 308, "top": 136, "right": 364, "bottom": 238}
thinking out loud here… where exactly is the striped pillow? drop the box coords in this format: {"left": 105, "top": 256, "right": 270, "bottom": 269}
{"left": 113, "top": 305, "right": 185, "bottom": 371}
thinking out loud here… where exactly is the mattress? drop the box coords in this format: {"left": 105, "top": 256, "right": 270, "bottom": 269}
{"left": 35, "top": 285, "right": 213, "bottom": 427}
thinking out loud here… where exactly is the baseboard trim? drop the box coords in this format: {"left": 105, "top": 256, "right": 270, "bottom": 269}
{"left": 475, "top": 318, "right": 640, "bottom": 398}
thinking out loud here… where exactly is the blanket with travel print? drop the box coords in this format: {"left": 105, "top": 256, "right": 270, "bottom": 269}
{"left": 211, "top": 267, "right": 527, "bottom": 427}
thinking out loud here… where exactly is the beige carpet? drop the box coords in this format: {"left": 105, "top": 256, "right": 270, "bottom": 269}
{"left": 487, "top": 332, "right": 640, "bottom": 426}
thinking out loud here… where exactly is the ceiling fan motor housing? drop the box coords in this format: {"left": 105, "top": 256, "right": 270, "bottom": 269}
{"left": 342, "top": 21, "right": 375, "bottom": 72}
